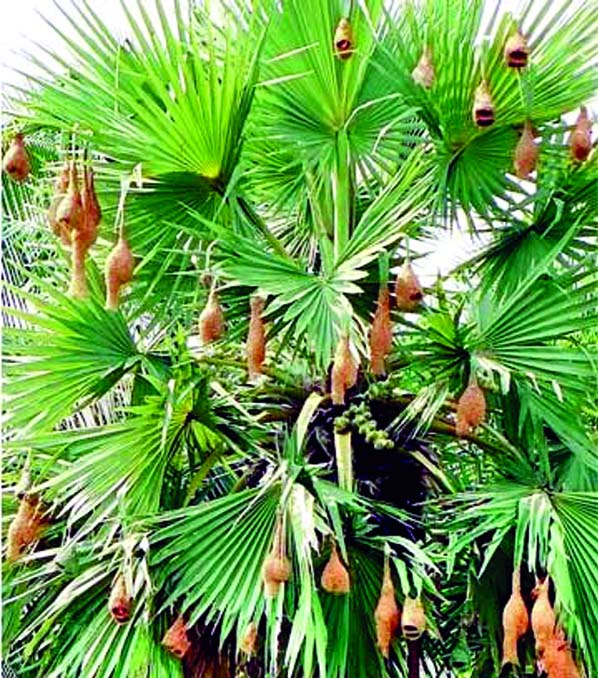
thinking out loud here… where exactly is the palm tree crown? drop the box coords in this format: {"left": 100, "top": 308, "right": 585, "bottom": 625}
{"left": 2, "top": 1, "right": 597, "bottom": 677}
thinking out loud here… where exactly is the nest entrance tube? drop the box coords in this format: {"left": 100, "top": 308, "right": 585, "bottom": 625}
{"left": 334, "top": 17, "right": 354, "bottom": 60}
{"left": 162, "top": 615, "right": 191, "bottom": 659}
{"left": 473, "top": 81, "right": 495, "bottom": 128}
{"left": 3, "top": 134, "right": 30, "bottom": 182}
{"left": 402, "top": 596, "right": 426, "bottom": 641}
{"left": 108, "top": 574, "right": 131, "bottom": 624}
{"left": 504, "top": 31, "right": 529, "bottom": 68}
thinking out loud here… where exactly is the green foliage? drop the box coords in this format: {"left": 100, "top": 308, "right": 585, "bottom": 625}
{"left": 445, "top": 484, "right": 598, "bottom": 674}
{"left": 2, "top": 0, "right": 597, "bottom": 677}
{"left": 4, "top": 280, "right": 139, "bottom": 435}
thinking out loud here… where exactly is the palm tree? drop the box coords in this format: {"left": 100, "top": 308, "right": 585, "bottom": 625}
{"left": 2, "top": 0, "right": 597, "bottom": 677}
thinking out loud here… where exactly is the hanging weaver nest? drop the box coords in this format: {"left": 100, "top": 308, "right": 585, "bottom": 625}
{"left": 374, "top": 557, "right": 401, "bottom": 657}
{"left": 262, "top": 517, "right": 291, "bottom": 597}
{"left": 108, "top": 573, "right": 131, "bottom": 624}
{"left": 183, "top": 620, "right": 243, "bottom": 678}
{"left": 412, "top": 46, "right": 435, "bottom": 89}
{"left": 402, "top": 595, "right": 426, "bottom": 641}
{"left": 334, "top": 17, "right": 354, "bottom": 60}
{"left": 55, "top": 160, "right": 84, "bottom": 243}
{"left": 48, "top": 162, "right": 70, "bottom": 243}
{"left": 455, "top": 381, "right": 486, "bottom": 436}
{"left": 394, "top": 263, "right": 423, "bottom": 312}
{"left": 514, "top": 120, "right": 538, "bottom": 180}
{"left": 501, "top": 568, "right": 529, "bottom": 666}
{"left": 162, "top": 615, "right": 192, "bottom": 659}
{"left": 369, "top": 285, "right": 393, "bottom": 376}
{"left": 82, "top": 163, "right": 102, "bottom": 231}
{"left": 531, "top": 576, "right": 556, "bottom": 657}
{"left": 540, "top": 627, "right": 581, "bottom": 678}
{"left": 504, "top": 30, "right": 530, "bottom": 68}
{"left": 247, "top": 295, "right": 266, "bottom": 382}
{"left": 69, "top": 163, "right": 102, "bottom": 299}
{"left": 472, "top": 81, "right": 495, "bottom": 128}
{"left": 3, "top": 133, "right": 30, "bottom": 182}
{"left": 6, "top": 494, "right": 46, "bottom": 562}
{"left": 198, "top": 288, "right": 225, "bottom": 345}
{"left": 331, "top": 334, "right": 359, "bottom": 405}
{"left": 321, "top": 541, "right": 350, "bottom": 594}
{"left": 240, "top": 622, "right": 258, "bottom": 656}
{"left": 105, "top": 237, "right": 134, "bottom": 310}
{"left": 569, "top": 106, "right": 592, "bottom": 163}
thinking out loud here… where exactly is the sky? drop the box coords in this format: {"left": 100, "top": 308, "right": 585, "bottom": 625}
{"left": 0, "top": 0, "right": 548, "bottom": 89}
{"left": 0, "top": 1, "right": 167, "bottom": 90}
{"left": 0, "top": 0, "right": 591, "bottom": 282}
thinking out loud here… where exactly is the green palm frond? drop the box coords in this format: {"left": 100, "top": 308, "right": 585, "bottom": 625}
{"left": 3, "top": 281, "right": 139, "bottom": 435}
{"left": 151, "top": 487, "right": 279, "bottom": 641}
{"left": 244, "top": 0, "right": 421, "bottom": 242}
{"left": 216, "top": 148, "right": 435, "bottom": 367}
{"left": 258, "top": 0, "right": 388, "bottom": 161}
{"left": 19, "top": 0, "right": 264, "bottom": 181}
{"left": 508, "top": 380, "right": 597, "bottom": 470}
{"left": 446, "top": 482, "right": 598, "bottom": 675}
{"left": 464, "top": 152, "right": 598, "bottom": 294}
{"left": 1, "top": 132, "right": 57, "bottom": 223}
{"left": 553, "top": 492, "right": 598, "bottom": 674}
{"left": 323, "top": 544, "right": 386, "bottom": 678}
{"left": 48, "top": 615, "right": 181, "bottom": 678}
{"left": 12, "top": 1, "right": 270, "bottom": 319}
{"left": 4, "top": 370, "right": 255, "bottom": 541}
{"left": 405, "top": 234, "right": 597, "bottom": 404}
{"left": 4, "top": 534, "right": 176, "bottom": 678}
{"left": 216, "top": 232, "right": 355, "bottom": 367}
{"left": 473, "top": 267, "right": 597, "bottom": 393}
{"left": 337, "top": 148, "right": 435, "bottom": 269}
{"left": 377, "top": 0, "right": 597, "bottom": 221}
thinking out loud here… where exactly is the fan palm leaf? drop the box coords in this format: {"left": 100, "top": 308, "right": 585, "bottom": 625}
{"left": 3, "top": 281, "right": 139, "bottom": 435}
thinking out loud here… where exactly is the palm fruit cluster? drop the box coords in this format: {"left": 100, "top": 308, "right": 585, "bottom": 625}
{"left": 334, "top": 401, "right": 394, "bottom": 450}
